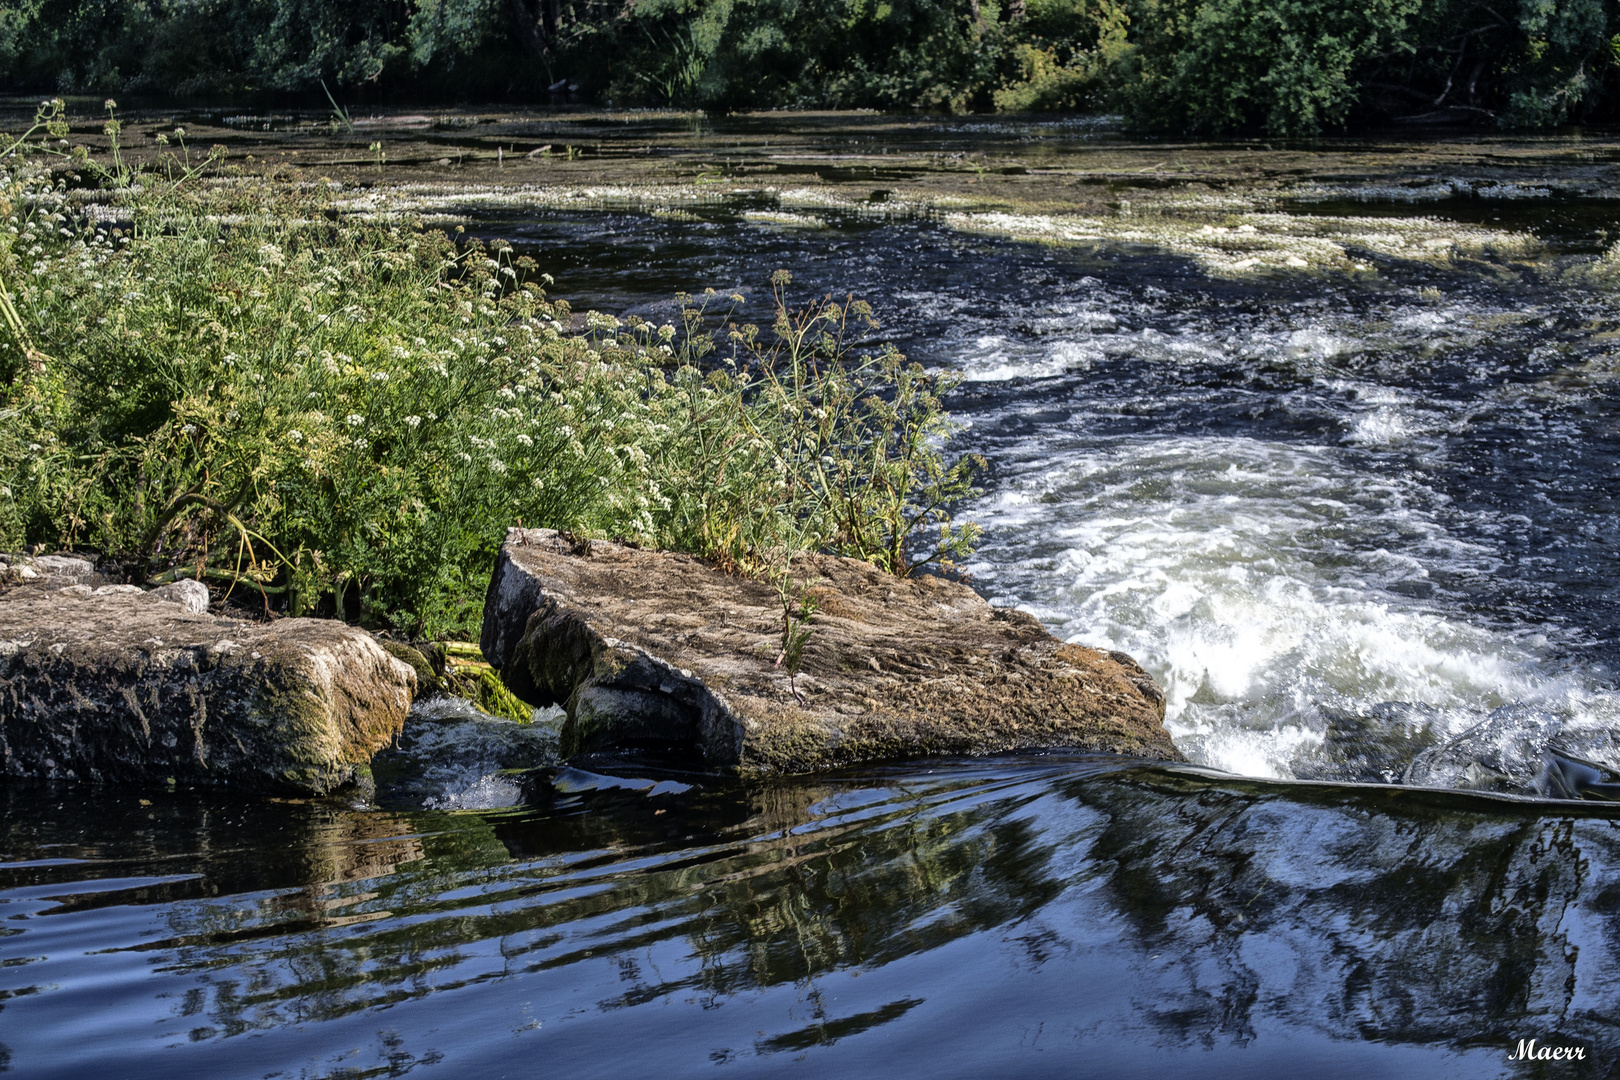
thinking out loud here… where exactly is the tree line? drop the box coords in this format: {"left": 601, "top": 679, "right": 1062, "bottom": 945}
{"left": 2, "top": 0, "right": 1617, "bottom": 134}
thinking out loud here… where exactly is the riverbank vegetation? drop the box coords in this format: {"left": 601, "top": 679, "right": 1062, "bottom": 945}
{"left": 3, "top": 0, "right": 1619, "bottom": 134}
{"left": 0, "top": 101, "right": 981, "bottom": 637}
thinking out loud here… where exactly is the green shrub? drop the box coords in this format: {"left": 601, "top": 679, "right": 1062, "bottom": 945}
{"left": 633, "top": 273, "right": 983, "bottom": 577}
{"left": 0, "top": 103, "right": 981, "bottom": 636}
{"left": 1118, "top": 0, "right": 1420, "bottom": 135}
{"left": 1498, "top": 0, "right": 1612, "bottom": 127}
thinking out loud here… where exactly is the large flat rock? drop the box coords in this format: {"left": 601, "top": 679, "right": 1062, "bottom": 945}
{"left": 0, "top": 584, "right": 415, "bottom": 794}
{"left": 482, "top": 528, "right": 1180, "bottom": 773}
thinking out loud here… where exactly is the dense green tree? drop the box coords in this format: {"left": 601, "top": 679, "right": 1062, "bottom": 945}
{"left": 1, "top": 0, "right": 1618, "bottom": 131}
{"left": 1358, "top": 0, "right": 1617, "bottom": 127}
{"left": 1116, "top": 0, "right": 1421, "bottom": 135}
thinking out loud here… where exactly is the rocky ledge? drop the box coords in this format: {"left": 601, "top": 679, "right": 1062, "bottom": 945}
{"left": 0, "top": 558, "right": 415, "bottom": 794}
{"left": 482, "top": 528, "right": 1180, "bottom": 773}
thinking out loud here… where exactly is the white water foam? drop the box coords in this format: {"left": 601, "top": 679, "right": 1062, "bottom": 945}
{"left": 377, "top": 698, "right": 563, "bottom": 810}
{"left": 920, "top": 272, "right": 1620, "bottom": 786}
{"left": 967, "top": 432, "right": 1614, "bottom": 784}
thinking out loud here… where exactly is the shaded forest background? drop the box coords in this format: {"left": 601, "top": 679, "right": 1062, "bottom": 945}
{"left": 2, "top": 0, "right": 1618, "bottom": 135}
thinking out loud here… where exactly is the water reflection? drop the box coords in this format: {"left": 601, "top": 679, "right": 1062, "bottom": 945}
{"left": 1, "top": 763, "right": 1614, "bottom": 1076}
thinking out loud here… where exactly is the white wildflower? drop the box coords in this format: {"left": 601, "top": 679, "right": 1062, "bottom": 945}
{"left": 346, "top": 413, "right": 364, "bottom": 427}
{"left": 404, "top": 415, "right": 421, "bottom": 428}
{"left": 287, "top": 429, "right": 304, "bottom": 443}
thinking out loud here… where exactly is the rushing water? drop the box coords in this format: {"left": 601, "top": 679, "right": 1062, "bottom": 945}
{"left": 477, "top": 197, "right": 1620, "bottom": 795}
{"left": 7, "top": 121, "right": 1620, "bottom": 1075}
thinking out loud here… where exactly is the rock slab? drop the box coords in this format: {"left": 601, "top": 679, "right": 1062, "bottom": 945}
{"left": 482, "top": 528, "right": 1180, "bottom": 773}
{"left": 0, "top": 583, "right": 416, "bottom": 794}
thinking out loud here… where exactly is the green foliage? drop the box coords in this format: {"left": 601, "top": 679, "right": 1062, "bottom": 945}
{"left": 1498, "top": 0, "right": 1611, "bottom": 126}
{"left": 636, "top": 273, "right": 983, "bottom": 576}
{"left": 6, "top": 1, "right": 1620, "bottom": 133}
{"left": 992, "top": 1, "right": 1131, "bottom": 111}
{"left": 2, "top": 0, "right": 530, "bottom": 100}
{"left": 1117, "top": 0, "right": 1420, "bottom": 135}
{"left": 1357, "top": 0, "right": 1617, "bottom": 129}
{"left": 0, "top": 106, "right": 981, "bottom": 636}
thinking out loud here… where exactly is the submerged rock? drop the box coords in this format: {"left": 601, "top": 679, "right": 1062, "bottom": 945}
{"left": 0, "top": 584, "right": 415, "bottom": 794}
{"left": 481, "top": 528, "right": 1180, "bottom": 773}
{"left": 372, "top": 697, "right": 563, "bottom": 810}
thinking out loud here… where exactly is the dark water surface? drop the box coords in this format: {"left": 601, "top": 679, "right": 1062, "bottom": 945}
{"left": 5, "top": 761, "right": 1615, "bottom": 1079}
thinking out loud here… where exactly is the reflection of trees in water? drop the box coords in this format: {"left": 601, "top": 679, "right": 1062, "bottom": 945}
{"left": 1079, "top": 773, "right": 1620, "bottom": 1064}
{"left": 10, "top": 770, "right": 1620, "bottom": 1067}
{"left": 124, "top": 772, "right": 1073, "bottom": 1038}
{"left": 488, "top": 776, "right": 1068, "bottom": 1008}
{"left": 150, "top": 805, "right": 502, "bottom": 1036}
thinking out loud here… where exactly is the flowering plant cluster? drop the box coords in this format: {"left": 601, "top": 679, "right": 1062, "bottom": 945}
{"left": 0, "top": 103, "right": 978, "bottom": 636}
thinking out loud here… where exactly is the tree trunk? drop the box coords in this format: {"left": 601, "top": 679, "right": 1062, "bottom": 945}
{"left": 506, "top": 0, "right": 547, "bottom": 58}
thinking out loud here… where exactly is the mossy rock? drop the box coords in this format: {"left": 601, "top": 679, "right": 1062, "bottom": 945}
{"left": 378, "top": 639, "right": 446, "bottom": 697}
{"left": 481, "top": 528, "right": 1180, "bottom": 774}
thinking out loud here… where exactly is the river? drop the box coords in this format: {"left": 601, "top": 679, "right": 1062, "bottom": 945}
{"left": 2, "top": 109, "right": 1619, "bottom": 1076}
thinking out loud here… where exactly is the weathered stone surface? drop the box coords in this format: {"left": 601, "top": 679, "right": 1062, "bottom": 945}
{"left": 0, "top": 586, "right": 416, "bottom": 794}
{"left": 151, "top": 578, "right": 211, "bottom": 614}
{"left": 0, "top": 553, "right": 111, "bottom": 593}
{"left": 482, "top": 528, "right": 1180, "bottom": 773}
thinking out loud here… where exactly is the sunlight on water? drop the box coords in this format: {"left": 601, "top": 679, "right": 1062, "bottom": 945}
{"left": 949, "top": 286, "right": 1620, "bottom": 789}
{"left": 966, "top": 436, "right": 1583, "bottom": 779}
